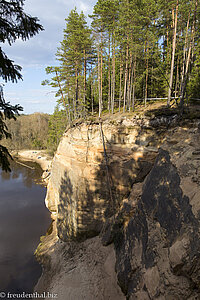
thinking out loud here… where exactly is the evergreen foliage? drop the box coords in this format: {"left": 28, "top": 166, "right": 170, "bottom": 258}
{"left": 43, "top": 8, "right": 94, "bottom": 122}
{"left": 47, "top": 106, "right": 68, "bottom": 152}
{"left": 0, "top": 0, "right": 43, "bottom": 171}
{"left": 44, "top": 0, "right": 200, "bottom": 120}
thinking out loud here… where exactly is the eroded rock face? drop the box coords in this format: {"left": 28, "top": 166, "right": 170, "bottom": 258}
{"left": 45, "top": 120, "right": 158, "bottom": 240}
{"left": 38, "top": 116, "right": 200, "bottom": 299}
{"left": 101, "top": 148, "right": 200, "bottom": 299}
{"left": 35, "top": 224, "right": 125, "bottom": 300}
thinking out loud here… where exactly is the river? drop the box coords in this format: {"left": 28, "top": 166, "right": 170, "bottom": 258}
{"left": 0, "top": 160, "right": 51, "bottom": 295}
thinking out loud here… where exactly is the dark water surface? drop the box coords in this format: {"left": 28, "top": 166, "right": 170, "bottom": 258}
{"left": 0, "top": 160, "right": 50, "bottom": 295}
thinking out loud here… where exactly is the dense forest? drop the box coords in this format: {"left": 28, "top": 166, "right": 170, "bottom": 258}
{"left": 1, "top": 0, "right": 200, "bottom": 167}
{"left": 43, "top": 0, "right": 200, "bottom": 122}
{"left": 2, "top": 110, "right": 68, "bottom": 153}
{"left": 2, "top": 113, "right": 49, "bottom": 150}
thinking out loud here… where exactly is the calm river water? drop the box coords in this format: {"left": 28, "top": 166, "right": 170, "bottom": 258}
{"left": 0, "top": 160, "right": 50, "bottom": 295}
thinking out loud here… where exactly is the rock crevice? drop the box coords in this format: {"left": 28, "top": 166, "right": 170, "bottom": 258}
{"left": 45, "top": 120, "right": 159, "bottom": 240}
{"left": 36, "top": 115, "right": 200, "bottom": 299}
{"left": 101, "top": 149, "right": 200, "bottom": 299}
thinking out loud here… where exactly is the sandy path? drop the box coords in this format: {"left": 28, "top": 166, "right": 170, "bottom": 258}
{"left": 14, "top": 150, "right": 52, "bottom": 171}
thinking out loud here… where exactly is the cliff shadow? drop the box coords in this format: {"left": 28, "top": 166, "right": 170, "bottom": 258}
{"left": 93, "top": 146, "right": 154, "bottom": 217}
{"left": 57, "top": 170, "right": 100, "bottom": 241}
{"left": 57, "top": 172, "right": 74, "bottom": 240}
{"left": 57, "top": 125, "right": 157, "bottom": 242}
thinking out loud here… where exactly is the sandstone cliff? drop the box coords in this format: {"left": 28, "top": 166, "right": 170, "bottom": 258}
{"left": 35, "top": 110, "right": 200, "bottom": 299}
{"left": 45, "top": 115, "right": 161, "bottom": 240}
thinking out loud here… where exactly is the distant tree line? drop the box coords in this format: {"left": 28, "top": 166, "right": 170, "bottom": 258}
{"left": 2, "top": 111, "right": 68, "bottom": 154}
{"left": 43, "top": 0, "right": 200, "bottom": 121}
{"left": 0, "top": 0, "right": 43, "bottom": 170}
{"left": 2, "top": 113, "right": 49, "bottom": 150}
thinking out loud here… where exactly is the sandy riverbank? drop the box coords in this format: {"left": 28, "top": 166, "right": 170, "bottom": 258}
{"left": 13, "top": 150, "right": 52, "bottom": 171}
{"left": 12, "top": 150, "right": 53, "bottom": 185}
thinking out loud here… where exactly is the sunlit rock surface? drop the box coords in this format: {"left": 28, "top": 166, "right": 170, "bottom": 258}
{"left": 35, "top": 226, "right": 125, "bottom": 300}
{"left": 101, "top": 124, "right": 200, "bottom": 299}
{"left": 37, "top": 114, "right": 200, "bottom": 299}
{"left": 45, "top": 119, "right": 158, "bottom": 240}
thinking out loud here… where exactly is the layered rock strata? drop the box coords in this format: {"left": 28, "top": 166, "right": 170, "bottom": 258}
{"left": 36, "top": 113, "right": 200, "bottom": 299}
{"left": 101, "top": 148, "right": 200, "bottom": 299}
{"left": 45, "top": 117, "right": 160, "bottom": 240}
{"left": 35, "top": 224, "right": 125, "bottom": 300}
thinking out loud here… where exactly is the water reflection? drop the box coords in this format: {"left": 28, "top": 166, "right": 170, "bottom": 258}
{"left": 0, "top": 160, "right": 50, "bottom": 295}
{"left": 0, "top": 160, "right": 44, "bottom": 188}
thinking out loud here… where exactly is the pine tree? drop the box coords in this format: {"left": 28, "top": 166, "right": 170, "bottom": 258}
{"left": 47, "top": 106, "right": 68, "bottom": 152}
{"left": 0, "top": 0, "right": 43, "bottom": 171}
{"left": 45, "top": 8, "right": 93, "bottom": 121}
{"left": 44, "top": 0, "right": 200, "bottom": 120}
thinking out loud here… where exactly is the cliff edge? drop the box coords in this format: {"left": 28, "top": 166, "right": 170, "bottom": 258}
{"left": 35, "top": 110, "right": 200, "bottom": 299}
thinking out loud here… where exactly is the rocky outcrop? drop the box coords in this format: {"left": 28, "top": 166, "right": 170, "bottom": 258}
{"left": 45, "top": 117, "right": 160, "bottom": 240}
{"left": 36, "top": 112, "right": 200, "bottom": 299}
{"left": 101, "top": 124, "right": 200, "bottom": 299}
{"left": 35, "top": 226, "right": 125, "bottom": 300}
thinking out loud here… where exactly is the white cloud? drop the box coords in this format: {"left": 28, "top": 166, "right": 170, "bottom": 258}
{"left": 2, "top": 0, "right": 97, "bottom": 113}
{"left": 4, "top": 85, "right": 56, "bottom": 114}
{"left": 3, "top": 0, "right": 97, "bottom": 68}
{"left": 79, "top": 0, "right": 94, "bottom": 14}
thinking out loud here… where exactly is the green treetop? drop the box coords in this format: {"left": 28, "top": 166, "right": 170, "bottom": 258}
{"left": 0, "top": 0, "right": 43, "bottom": 171}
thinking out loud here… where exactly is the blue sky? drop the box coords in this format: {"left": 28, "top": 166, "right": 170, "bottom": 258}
{"left": 3, "top": 0, "right": 96, "bottom": 114}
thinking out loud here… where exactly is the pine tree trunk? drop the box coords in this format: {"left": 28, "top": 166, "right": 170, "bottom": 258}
{"left": 83, "top": 49, "right": 86, "bottom": 114}
{"left": 127, "top": 53, "right": 133, "bottom": 111}
{"left": 75, "top": 68, "right": 78, "bottom": 116}
{"left": 111, "top": 30, "right": 116, "bottom": 114}
{"left": 98, "top": 47, "right": 102, "bottom": 117}
{"left": 119, "top": 58, "right": 122, "bottom": 112}
{"left": 129, "top": 59, "right": 134, "bottom": 112}
{"left": 167, "top": 0, "right": 179, "bottom": 106}
{"left": 108, "top": 34, "right": 111, "bottom": 112}
{"left": 132, "top": 55, "right": 136, "bottom": 111}
{"left": 175, "top": 58, "right": 179, "bottom": 98}
{"left": 100, "top": 31, "right": 103, "bottom": 113}
{"left": 191, "top": 35, "right": 195, "bottom": 64}
{"left": 91, "top": 67, "right": 94, "bottom": 115}
{"left": 111, "top": 35, "right": 113, "bottom": 113}
{"left": 73, "top": 94, "right": 76, "bottom": 119}
{"left": 123, "top": 42, "right": 129, "bottom": 113}
{"left": 55, "top": 71, "right": 67, "bottom": 112}
{"left": 180, "top": 10, "right": 190, "bottom": 96}
{"left": 151, "top": 65, "right": 153, "bottom": 97}
{"left": 180, "top": 0, "right": 197, "bottom": 109}
{"left": 166, "top": 24, "right": 169, "bottom": 64}
{"left": 165, "top": 23, "right": 170, "bottom": 95}
{"left": 145, "top": 43, "right": 149, "bottom": 107}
